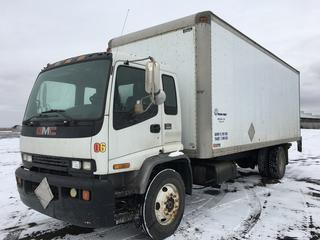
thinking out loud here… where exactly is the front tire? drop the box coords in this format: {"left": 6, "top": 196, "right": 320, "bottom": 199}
{"left": 141, "top": 169, "right": 185, "bottom": 240}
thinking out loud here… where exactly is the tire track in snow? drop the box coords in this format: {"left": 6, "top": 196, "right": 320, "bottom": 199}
{"left": 2, "top": 209, "right": 32, "bottom": 240}
{"left": 224, "top": 188, "right": 262, "bottom": 240}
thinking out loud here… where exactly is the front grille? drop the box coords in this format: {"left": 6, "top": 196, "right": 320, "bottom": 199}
{"left": 22, "top": 153, "right": 96, "bottom": 177}
{"left": 32, "top": 154, "right": 70, "bottom": 172}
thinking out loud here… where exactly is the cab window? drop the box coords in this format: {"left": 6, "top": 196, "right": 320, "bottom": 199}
{"left": 113, "top": 65, "right": 158, "bottom": 130}
{"left": 162, "top": 74, "right": 177, "bottom": 115}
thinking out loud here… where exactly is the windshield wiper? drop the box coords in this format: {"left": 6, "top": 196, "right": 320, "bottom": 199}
{"left": 23, "top": 113, "right": 50, "bottom": 125}
{"left": 23, "top": 109, "right": 74, "bottom": 126}
{"left": 41, "top": 109, "right": 74, "bottom": 123}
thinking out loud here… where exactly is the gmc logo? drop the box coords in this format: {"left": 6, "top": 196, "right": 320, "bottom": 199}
{"left": 36, "top": 127, "right": 57, "bottom": 136}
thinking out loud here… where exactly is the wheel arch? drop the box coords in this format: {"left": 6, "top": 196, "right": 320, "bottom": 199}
{"left": 129, "top": 153, "right": 193, "bottom": 195}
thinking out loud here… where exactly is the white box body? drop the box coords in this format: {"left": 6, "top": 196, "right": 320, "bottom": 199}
{"left": 109, "top": 11, "right": 301, "bottom": 159}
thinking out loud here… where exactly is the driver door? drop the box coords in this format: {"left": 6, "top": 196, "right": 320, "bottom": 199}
{"left": 108, "top": 62, "right": 163, "bottom": 173}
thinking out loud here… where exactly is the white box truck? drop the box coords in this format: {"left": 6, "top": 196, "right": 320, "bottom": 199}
{"left": 16, "top": 11, "right": 301, "bottom": 239}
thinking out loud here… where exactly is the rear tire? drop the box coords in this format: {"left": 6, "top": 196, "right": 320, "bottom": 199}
{"left": 268, "top": 146, "right": 287, "bottom": 179}
{"left": 257, "top": 148, "right": 270, "bottom": 177}
{"left": 141, "top": 169, "right": 185, "bottom": 240}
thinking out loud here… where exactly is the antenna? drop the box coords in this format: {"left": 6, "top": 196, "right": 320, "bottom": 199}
{"left": 120, "top": 9, "right": 130, "bottom": 36}
{"left": 114, "top": 9, "right": 130, "bottom": 60}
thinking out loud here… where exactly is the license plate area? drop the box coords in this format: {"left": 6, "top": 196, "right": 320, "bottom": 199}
{"left": 25, "top": 180, "right": 59, "bottom": 200}
{"left": 34, "top": 177, "right": 54, "bottom": 209}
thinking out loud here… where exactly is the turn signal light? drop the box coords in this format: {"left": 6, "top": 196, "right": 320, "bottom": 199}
{"left": 113, "top": 163, "right": 130, "bottom": 170}
{"left": 82, "top": 190, "right": 90, "bottom": 201}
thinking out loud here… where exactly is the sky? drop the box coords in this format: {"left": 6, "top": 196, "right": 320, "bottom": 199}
{"left": 0, "top": 0, "right": 319, "bottom": 127}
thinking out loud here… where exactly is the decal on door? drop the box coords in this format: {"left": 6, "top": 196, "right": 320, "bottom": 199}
{"left": 93, "top": 142, "right": 106, "bottom": 153}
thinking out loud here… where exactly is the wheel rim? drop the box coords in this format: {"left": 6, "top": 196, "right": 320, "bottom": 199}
{"left": 154, "top": 183, "right": 180, "bottom": 225}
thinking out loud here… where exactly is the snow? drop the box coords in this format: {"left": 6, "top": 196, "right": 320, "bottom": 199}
{"left": 168, "top": 151, "right": 184, "bottom": 157}
{"left": 0, "top": 129, "right": 320, "bottom": 240}
{"left": 286, "top": 130, "right": 320, "bottom": 180}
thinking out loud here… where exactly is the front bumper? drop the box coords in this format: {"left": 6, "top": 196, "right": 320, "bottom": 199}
{"left": 15, "top": 167, "right": 115, "bottom": 228}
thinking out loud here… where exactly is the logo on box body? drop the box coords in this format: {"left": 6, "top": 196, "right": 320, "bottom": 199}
{"left": 214, "top": 108, "right": 227, "bottom": 123}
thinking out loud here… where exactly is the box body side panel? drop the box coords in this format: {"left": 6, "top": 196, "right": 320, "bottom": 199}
{"left": 210, "top": 20, "right": 300, "bottom": 156}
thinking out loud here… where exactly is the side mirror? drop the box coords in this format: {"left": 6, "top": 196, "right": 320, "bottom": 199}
{"left": 155, "top": 90, "right": 166, "bottom": 105}
{"left": 145, "top": 59, "right": 160, "bottom": 94}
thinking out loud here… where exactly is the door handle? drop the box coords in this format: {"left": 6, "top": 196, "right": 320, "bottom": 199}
{"left": 150, "top": 124, "right": 161, "bottom": 133}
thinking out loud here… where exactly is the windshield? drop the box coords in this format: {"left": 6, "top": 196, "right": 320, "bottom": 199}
{"left": 24, "top": 59, "right": 111, "bottom": 123}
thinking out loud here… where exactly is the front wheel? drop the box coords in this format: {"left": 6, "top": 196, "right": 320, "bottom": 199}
{"left": 141, "top": 169, "right": 185, "bottom": 240}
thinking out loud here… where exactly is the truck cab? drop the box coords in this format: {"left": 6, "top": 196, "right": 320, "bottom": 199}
{"left": 16, "top": 51, "right": 192, "bottom": 239}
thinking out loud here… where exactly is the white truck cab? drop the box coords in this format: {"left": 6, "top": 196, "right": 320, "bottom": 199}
{"left": 16, "top": 11, "right": 301, "bottom": 240}
{"left": 16, "top": 51, "right": 192, "bottom": 239}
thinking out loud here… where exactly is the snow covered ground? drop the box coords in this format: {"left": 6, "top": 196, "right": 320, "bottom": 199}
{"left": 0, "top": 129, "right": 319, "bottom": 240}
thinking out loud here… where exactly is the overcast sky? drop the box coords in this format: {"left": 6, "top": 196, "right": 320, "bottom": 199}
{"left": 1, "top": 0, "right": 319, "bottom": 127}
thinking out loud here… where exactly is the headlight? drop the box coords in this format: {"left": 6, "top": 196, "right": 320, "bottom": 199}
{"left": 22, "top": 153, "right": 32, "bottom": 162}
{"left": 71, "top": 161, "right": 81, "bottom": 169}
{"left": 83, "top": 161, "right": 91, "bottom": 171}
{"left": 26, "top": 155, "right": 32, "bottom": 162}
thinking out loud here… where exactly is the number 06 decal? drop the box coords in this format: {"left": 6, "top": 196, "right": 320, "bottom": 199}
{"left": 94, "top": 142, "right": 106, "bottom": 153}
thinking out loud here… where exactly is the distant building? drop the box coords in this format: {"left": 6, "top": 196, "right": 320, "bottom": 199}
{"left": 301, "top": 111, "right": 320, "bottom": 129}
{"left": 0, "top": 125, "right": 22, "bottom": 132}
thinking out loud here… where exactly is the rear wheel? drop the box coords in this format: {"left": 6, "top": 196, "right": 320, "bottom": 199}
{"left": 141, "top": 169, "right": 185, "bottom": 240}
{"left": 268, "top": 146, "right": 287, "bottom": 179}
{"left": 257, "top": 148, "right": 270, "bottom": 177}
